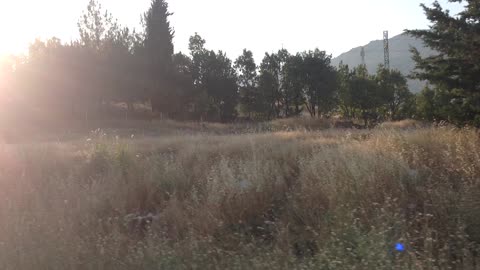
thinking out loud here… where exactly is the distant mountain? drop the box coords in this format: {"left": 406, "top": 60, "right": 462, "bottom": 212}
{"left": 331, "top": 33, "right": 435, "bottom": 93}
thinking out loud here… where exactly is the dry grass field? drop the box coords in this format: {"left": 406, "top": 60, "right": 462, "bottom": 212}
{"left": 0, "top": 119, "right": 479, "bottom": 269}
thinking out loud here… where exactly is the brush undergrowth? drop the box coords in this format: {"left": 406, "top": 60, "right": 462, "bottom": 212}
{"left": 0, "top": 123, "right": 479, "bottom": 269}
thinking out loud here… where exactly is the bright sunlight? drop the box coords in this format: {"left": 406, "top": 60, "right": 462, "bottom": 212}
{"left": 0, "top": 2, "right": 29, "bottom": 54}
{"left": 0, "top": 0, "right": 478, "bottom": 269}
{"left": 0, "top": 0, "right": 83, "bottom": 55}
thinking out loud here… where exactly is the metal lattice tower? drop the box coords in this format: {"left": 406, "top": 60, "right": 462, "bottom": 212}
{"left": 383, "top": 31, "right": 390, "bottom": 69}
{"left": 360, "top": 47, "right": 366, "bottom": 66}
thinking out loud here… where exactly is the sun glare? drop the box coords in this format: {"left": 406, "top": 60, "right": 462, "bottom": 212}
{"left": 0, "top": 1, "right": 64, "bottom": 56}
{"left": 0, "top": 2, "right": 26, "bottom": 55}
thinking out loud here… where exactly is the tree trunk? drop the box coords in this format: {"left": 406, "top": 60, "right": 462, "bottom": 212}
{"left": 284, "top": 99, "right": 290, "bottom": 117}
{"left": 362, "top": 110, "right": 368, "bottom": 127}
{"left": 390, "top": 103, "right": 397, "bottom": 121}
{"left": 307, "top": 101, "right": 316, "bottom": 118}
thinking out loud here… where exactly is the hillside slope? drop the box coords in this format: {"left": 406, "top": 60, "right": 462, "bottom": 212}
{"left": 331, "top": 33, "right": 436, "bottom": 92}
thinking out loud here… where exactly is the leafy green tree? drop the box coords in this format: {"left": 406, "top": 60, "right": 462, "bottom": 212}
{"left": 416, "top": 85, "right": 436, "bottom": 121}
{"left": 257, "top": 49, "right": 298, "bottom": 118}
{"left": 104, "top": 27, "right": 144, "bottom": 112}
{"left": 258, "top": 53, "right": 282, "bottom": 118}
{"left": 417, "top": 86, "right": 470, "bottom": 124}
{"left": 301, "top": 49, "right": 337, "bottom": 117}
{"left": 124, "top": 30, "right": 152, "bottom": 108}
{"left": 78, "top": 0, "right": 119, "bottom": 51}
{"left": 284, "top": 54, "right": 305, "bottom": 116}
{"left": 376, "top": 66, "right": 414, "bottom": 120}
{"left": 143, "top": 0, "right": 175, "bottom": 115}
{"left": 258, "top": 49, "right": 337, "bottom": 119}
{"left": 167, "top": 52, "right": 195, "bottom": 119}
{"left": 77, "top": 0, "right": 123, "bottom": 114}
{"left": 406, "top": 0, "right": 480, "bottom": 126}
{"left": 188, "top": 33, "right": 206, "bottom": 83}
{"left": 187, "top": 33, "right": 210, "bottom": 118}
{"left": 337, "top": 62, "right": 356, "bottom": 118}
{"left": 188, "top": 34, "right": 238, "bottom": 122}
{"left": 208, "top": 51, "right": 238, "bottom": 122}
{"left": 276, "top": 49, "right": 291, "bottom": 117}
{"left": 349, "top": 65, "right": 382, "bottom": 126}
{"left": 234, "top": 49, "right": 258, "bottom": 118}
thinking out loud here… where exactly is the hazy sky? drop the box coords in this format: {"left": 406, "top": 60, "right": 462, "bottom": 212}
{"left": 0, "top": 0, "right": 464, "bottom": 60}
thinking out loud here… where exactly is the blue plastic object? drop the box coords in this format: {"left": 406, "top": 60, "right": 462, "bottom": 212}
{"left": 395, "top": 243, "right": 405, "bottom": 252}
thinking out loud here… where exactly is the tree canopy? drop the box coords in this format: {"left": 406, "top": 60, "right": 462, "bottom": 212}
{"left": 3, "top": 0, "right": 478, "bottom": 126}
{"left": 406, "top": 0, "right": 480, "bottom": 126}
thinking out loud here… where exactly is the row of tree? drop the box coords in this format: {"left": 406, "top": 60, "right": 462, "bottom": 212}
{"left": 1, "top": 0, "right": 479, "bottom": 127}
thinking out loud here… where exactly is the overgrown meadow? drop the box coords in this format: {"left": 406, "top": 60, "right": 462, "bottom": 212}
{"left": 0, "top": 119, "right": 479, "bottom": 269}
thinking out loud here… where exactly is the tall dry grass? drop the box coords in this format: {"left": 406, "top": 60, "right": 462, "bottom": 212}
{"left": 0, "top": 123, "right": 479, "bottom": 269}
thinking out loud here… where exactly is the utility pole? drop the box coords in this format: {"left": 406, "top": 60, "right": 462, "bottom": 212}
{"left": 383, "top": 31, "right": 390, "bottom": 69}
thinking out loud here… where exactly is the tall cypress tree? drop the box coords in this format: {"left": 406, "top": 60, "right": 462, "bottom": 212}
{"left": 406, "top": 0, "right": 480, "bottom": 126}
{"left": 143, "top": 0, "right": 175, "bottom": 115}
